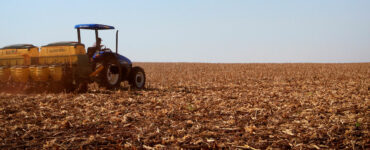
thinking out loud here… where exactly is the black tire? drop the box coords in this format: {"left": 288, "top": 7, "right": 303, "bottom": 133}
{"left": 75, "top": 81, "right": 88, "bottom": 93}
{"left": 129, "top": 66, "right": 146, "bottom": 89}
{"left": 97, "top": 58, "right": 122, "bottom": 89}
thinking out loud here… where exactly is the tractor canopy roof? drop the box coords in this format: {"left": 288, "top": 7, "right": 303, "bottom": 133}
{"left": 1, "top": 44, "right": 36, "bottom": 49}
{"left": 74, "top": 24, "right": 115, "bottom": 30}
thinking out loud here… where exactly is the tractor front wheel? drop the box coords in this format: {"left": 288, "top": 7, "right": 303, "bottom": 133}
{"left": 129, "top": 67, "right": 146, "bottom": 89}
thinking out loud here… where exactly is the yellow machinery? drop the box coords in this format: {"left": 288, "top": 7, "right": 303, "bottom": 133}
{"left": 49, "top": 65, "right": 63, "bottom": 81}
{"left": 0, "top": 44, "right": 39, "bottom": 66}
{"left": 0, "top": 42, "right": 91, "bottom": 91}
{"left": 29, "top": 65, "right": 38, "bottom": 81}
{"left": 0, "top": 44, "right": 38, "bottom": 83}
{"left": 36, "top": 42, "right": 87, "bottom": 82}
{"left": 0, "top": 66, "right": 10, "bottom": 82}
{"left": 34, "top": 66, "right": 49, "bottom": 82}
{"left": 14, "top": 66, "right": 30, "bottom": 83}
{"left": 39, "top": 42, "right": 86, "bottom": 65}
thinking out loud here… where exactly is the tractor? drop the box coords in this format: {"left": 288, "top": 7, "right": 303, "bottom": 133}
{"left": 0, "top": 24, "right": 146, "bottom": 92}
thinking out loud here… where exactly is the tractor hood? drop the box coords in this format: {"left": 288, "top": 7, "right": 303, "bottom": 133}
{"left": 117, "top": 54, "right": 132, "bottom": 65}
{"left": 92, "top": 51, "right": 132, "bottom": 65}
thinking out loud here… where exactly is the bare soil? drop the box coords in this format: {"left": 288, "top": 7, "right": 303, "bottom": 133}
{"left": 0, "top": 63, "right": 369, "bottom": 149}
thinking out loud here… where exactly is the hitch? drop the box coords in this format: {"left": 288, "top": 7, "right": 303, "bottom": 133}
{"left": 89, "top": 65, "right": 104, "bottom": 77}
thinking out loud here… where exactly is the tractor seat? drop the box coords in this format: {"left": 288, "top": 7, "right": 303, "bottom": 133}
{"left": 87, "top": 47, "right": 98, "bottom": 58}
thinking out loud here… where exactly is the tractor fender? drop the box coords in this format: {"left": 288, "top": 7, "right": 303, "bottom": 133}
{"left": 116, "top": 54, "right": 132, "bottom": 81}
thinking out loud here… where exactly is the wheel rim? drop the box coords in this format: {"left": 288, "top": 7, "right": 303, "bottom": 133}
{"left": 135, "top": 72, "right": 144, "bottom": 88}
{"left": 107, "top": 64, "right": 119, "bottom": 85}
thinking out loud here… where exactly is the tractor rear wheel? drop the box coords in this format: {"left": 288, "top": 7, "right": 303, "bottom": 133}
{"left": 129, "top": 66, "right": 146, "bottom": 89}
{"left": 97, "top": 59, "right": 122, "bottom": 89}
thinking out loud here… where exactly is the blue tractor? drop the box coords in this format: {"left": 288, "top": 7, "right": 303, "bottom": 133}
{"left": 75, "top": 24, "right": 146, "bottom": 89}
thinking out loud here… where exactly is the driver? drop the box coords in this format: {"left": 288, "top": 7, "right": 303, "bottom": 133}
{"left": 88, "top": 37, "right": 103, "bottom": 58}
{"left": 93, "top": 37, "right": 102, "bottom": 48}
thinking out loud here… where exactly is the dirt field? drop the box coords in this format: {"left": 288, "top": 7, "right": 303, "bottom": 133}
{"left": 0, "top": 63, "right": 369, "bottom": 149}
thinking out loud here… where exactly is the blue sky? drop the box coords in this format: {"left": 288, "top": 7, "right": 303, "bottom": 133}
{"left": 0, "top": 0, "right": 369, "bottom": 63}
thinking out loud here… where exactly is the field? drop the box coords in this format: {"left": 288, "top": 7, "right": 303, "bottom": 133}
{"left": 0, "top": 63, "right": 369, "bottom": 149}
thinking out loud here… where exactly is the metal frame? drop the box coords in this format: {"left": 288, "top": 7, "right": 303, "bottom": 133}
{"left": 77, "top": 28, "right": 81, "bottom": 43}
{"left": 76, "top": 27, "right": 118, "bottom": 54}
{"left": 95, "top": 29, "right": 100, "bottom": 50}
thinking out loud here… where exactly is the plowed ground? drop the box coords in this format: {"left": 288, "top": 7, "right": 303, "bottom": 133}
{"left": 0, "top": 63, "right": 369, "bottom": 149}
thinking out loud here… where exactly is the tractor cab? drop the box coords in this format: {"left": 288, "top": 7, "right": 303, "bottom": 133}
{"left": 74, "top": 24, "right": 132, "bottom": 68}
{"left": 75, "top": 24, "right": 116, "bottom": 56}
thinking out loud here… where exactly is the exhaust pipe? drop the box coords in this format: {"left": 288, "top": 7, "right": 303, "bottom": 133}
{"left": 116, "top": 30, "right": 119, "bottom": 54}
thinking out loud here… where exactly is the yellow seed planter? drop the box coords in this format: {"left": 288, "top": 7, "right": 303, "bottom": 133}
{"left": 0, "top": 66, "right": 10, "bottom": 82}
{"left": 35, "top": 66, "right": 49, "bottom": 82}
{"left": 49, "top": 65, "right": 63, "bottom": 81}
{"left": 0, "top": 44, "right": 39, "bottom": 66}
{"left": 39, "top": 43, "right": 86, "bottom": 65}
{"left": 12, "top": 66, "right": 30, "bottom": 83}
{"left": 29, "top": 65, "right": 37, "bottom": 81}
